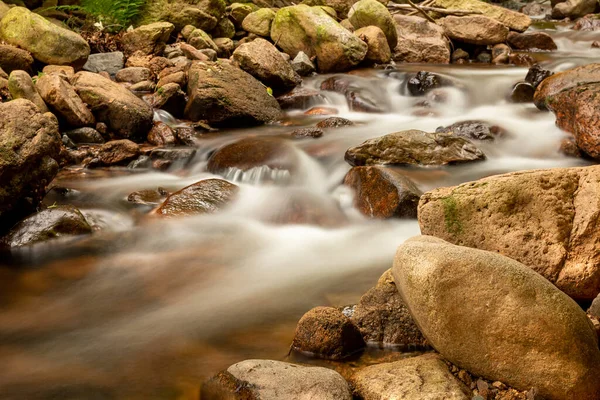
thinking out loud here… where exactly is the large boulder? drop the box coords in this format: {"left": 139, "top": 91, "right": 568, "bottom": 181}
{"left": 552, "top": 0, "right": 597, "bottom": 19}
{"left": 232, "top": 38, "right": 301, "bottom": 94}
{"left": 0, "top": 7, "right": 90, "bottom": 67}
{"left": 82, "top": 52, "right": 125, "bottom": 77}
{"left": 71, "top": 71, "right": 153, "bottom": 141}
{"left": 0, "top": 99, "right": 61, "bottom": 229}
{"left": 201, "top": 360, "right": 352, "bottom": 399}
{"left": 348, "top": 0, "right": 398, "bottom": 49}
{"left": 418, "top": 165, "right": 600, "bottom": 300}
{"left": 351, "top": 354, "right": 470, "bottom": 400}
{"left": 35, "top": 73, "right": 95, "bottom": 128}
{"left": 270, "top": 5, "right": 368, "bottom": 73}
{"left": 392, "top": 236, "right": 600, "bottom": 399}
{"left": 242, "top": 8, "right": 276, "bottom": 36}
{"left": 392, "top": 14, "right": 450, "bottom": 64}
{"left": 154, "top": 179, "right": 238, "bottom": 217}
{"left": 432, "top": 0, "right": 531, "bottom": 32}
{"left": 121, "top": 22, "right": 175, "bottom": 56}
{"left": 437, "top": 15, "right": 509, "bottom": 45}
{"left": 533, "top": 63, "right": 600, "bottom": 110}
{"left": 546, "top": 82, "right": 600, "bottom": 159}
{"left": 184, "top": 60, "right": 281, "bottom": 126}
{"left": 344, "top": 130, "right": 485, "bottom": 167}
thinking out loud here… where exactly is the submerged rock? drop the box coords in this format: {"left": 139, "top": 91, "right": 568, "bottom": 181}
{"left": 292, "top": 306, "right": 365, "bottom": 360}
{"left": 393, "top": 236, "right": 600, "bottom": 398}
{"left": 352, "top": 269, "right": 428, "bottom": 347}
{"left": 344, "top": 166, "right": 422, "bottom": 219}
{"left": 344, "top": 130, "right": 485, "bottom": 167}
{"left": 435, "top": 120, "right": 504, "bottom": 141}
{"left": 184, "top": 61, "right": 281, "bottom": 126}
{"left": 406, "top": 71, "right": 447, "bottom": 96}
{"left": 202, "top": 360, "right": 352, "bottom": 400}
{"left": 351, "top": 354, "right": 470, "bottom": 400}
{"left": 316, "top": 117, "right": 353, "bottom": 128}
{"left": 154, "top": 179, "right": 238, "bottom": 217}
{"left": 3, "top": 205, "right": 92, "bottom": 247}
{"left": 0, "top": 7, "right": 90, "bottom": 67}
{"left": 291, "top": 127, "right": 324, "bottom": 138}
{"left": 418, "top": 165, "right": 600, "bottom": 300}
{"left": 270, "top": 5, "right": 368, "bottom": 73}
{"left": 0, "top": 99, "right": 61, "bottom": 229}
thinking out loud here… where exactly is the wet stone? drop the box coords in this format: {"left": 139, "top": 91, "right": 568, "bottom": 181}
{"left": 316, "top": 117, "right": 354, "bottom": 129}
{"left": 147, "top": 121, "right": 176, "bottom": 146}
{"left": 2, "top": 205, "right": 92, "bottom": 247}
{"left": 128, "top": 155, "right": 153, "bottom": 169}
{"left": 406, "top": 71, "right": 445, "bottom": 96}
{"left": 291, "top": 127, "right": 324, "bottom": 139}
{"left": 292, "top": 306, "right": 366, "bottom": 360}
{"left": 154, "top": 179, "right": 238, "bottom": 217}
{"left": 511, "top": 81, "right": 535, "bottom": 103}
{"left": 96, "top": 140, "right": 141, "bottom": 166}
{"left": 149, "top": 148, "right": 197, "bottom": 168}
{"left": 127, "top": 188, "right": 169, "bottom": 207}
{"left": 525, "top": 64, "right": 553, "bottom": 89}
{"left": 435, "top": 120, "right": 505, "bottom": 141}
{"left": 277, "top": 87, "right": 325, "bottom": 110}
{"left": 64, "top": 127, "right": 105, "bottom": 144}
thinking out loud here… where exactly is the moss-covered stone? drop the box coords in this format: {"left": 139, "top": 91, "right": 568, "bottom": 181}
{"left": 211, "top": 16, "right": 235, "bottom": 38}
{"left": 241, "top": 7, "right": 275, "bottom": 36}
{"left": 270, "top": 5, "right": 367, "bottom": 72}
{"left": 141, "top": 0, "right": 226, "bottom": 32}
{"left": 188, "top": 27, "right": 219, "bottom": 51}
{"left": 348, "top": 0, "right": 397, "bottom": 48}
{"left": 0, "top": 7, "right": 90, "bottom": 67}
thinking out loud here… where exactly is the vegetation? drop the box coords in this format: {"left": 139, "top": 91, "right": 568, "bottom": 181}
{"left": 52, "top": 0, "right": 147, "bottom": 31}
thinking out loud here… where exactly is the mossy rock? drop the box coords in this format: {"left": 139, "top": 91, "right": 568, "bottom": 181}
{"left": 348, "top": 0, "right": 397, "bottom": 48}
{"left": 229, "top": 2, "right": 258, "bottom": 27}
{"left": 241, "top": 7, "right": 275, "bottom": 36}
{"left": 141, "top": 0, "right": 226, "bottom": 32}
{"left": 211, "top": 16, "right": 235, "bottom": 38}
{"left": 0, "top": 6, "right": 90, "bottom": 67}
{"left": 188, "top": 27, "right": 219, "bottom": 51}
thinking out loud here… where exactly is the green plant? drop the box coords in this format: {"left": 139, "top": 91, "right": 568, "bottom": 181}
{"left": 49, "top": 0, "right": 147, "bottom": 31}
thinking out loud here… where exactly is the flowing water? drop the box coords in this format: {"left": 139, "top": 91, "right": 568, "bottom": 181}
{"left": 1, "top": 28, "right": 600, "bottom": 400}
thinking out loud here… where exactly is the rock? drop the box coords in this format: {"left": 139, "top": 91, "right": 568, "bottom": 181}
{"left": 351, "top": 354, "right": 470, "bottom": 400}
{"left": 64, "top": 127, "right": 105, "bottom": 144}
{"left": 590, "top": 294, "right": 600, "bottom": 318}
{"left": 316, "top": 116, "right": 353, "bottom": 128}
{"left": 406, "top": 71, "right": 447, "bottom": 96}
{"left": 507, "top": 31, "right": 557, "bottom": 51}
{"left": 0, "top": 0, "right": 8, "bottom": 19}
{"left": 42, "top": 65, "right": 75, "bottom": 78}
{"left": 348, "top": 0, "right": 397, "bottom": 48}
{"left": 156, "top": 71, "right": 186, "bottom": 88}
{"left": 214, "top": 37, "right": 234, "bottom": 58}
{"left": 212, "top": 17, "right": 235, "bottom": 39}
{"left": 432, "top": 0, "right": 531, "bottom": 31}
{"left": 7, "top": 70, "right": 49, "bottom": 113}
{"left": 559, "top": 136, "right": 583, "bottom": 158}
{"left": 270, "top": 5, "right": 368, "bottom": 73}
{"left": 392, "top": 236, "right": 600, "bottom": 398}
{"left": 418, "top": 165, "right": 600, "bottom": 300}
{"left": 320, "top": 75, "right": 386, "bottom": 113}
{"left": 146, "top": 0, "right": 226, "bottom": 32}
{"left": 0, "top": 7, "right": 90, "bottom": 67}
{"left": 291, "top": 51, "right": 316, "bottom": 76}
{"left": 574, "top": 15, "right": 600, "bottom": 31}
{"left": 354, "top": 26, "right": 391, "bottom": 64}
{"left": 125, "top": 54, "right": 174, "bottom": 78}
{"left": 344, "top": 166, "right": 421, "bottom": 219}
{"left": 122, "top": 22, "right": 174, "bottom": 56}
{"left": 511, "top": 81, "right": 535, "bottom": 103}
{"left": 392, "top": 14, "right": 450, "bottom": 64}
{"left": 72, "top": 71, "right": 153, "bottom": 141}
{"left": 147, "top": 122, "right": 176, "bottom": 147}
{"left": 292, "top": 306, "right": 365, "bottom": 360}
{"left": 476, "top": 51, "right": 491, "bottom": 63}
{"left": 3, "top": 205, "right": 92, "bottom": 247}
{"left": 546, "top": 82, "right": 600, "bottom": 159}
{"left": 241, "top": 7, "right": 275, "bottom": 36}
{"left": 185, "top": 60, "right": 281, "bottom": 126}
{"left": 276, "top": 87, "right": 324, "bottom": 109}
{"left": 96, "top": 139, "right": 140, "bottom": 166}
{"left": 232, "top": 38, "right": 301, "bottom": 94}
{"left": 127, "top": 188, "right": 168, "bottom": 207}
{"left": 82, "top": 52, "right": 124, "bottom": 77}
{"left": 437, "top": 15, "right": 508, "bottom": 45}
{"left": 130, "top": 80, "right": 158, "bottom": 92}
{"left": 508, "top": 52, "right": 536, "bottom": 67}
{"left": 452, "top": 48, "right": 470, "bottom": 62}
{"left": 115, "top": 67, "right": 152, "bottom": 84}
{"left": 207, "top": 137, "right": 299, "bottom": 176}
{"left": 154, "top": 178, "right": 238, "bottom": 217}
{"left": 201, "top": 360, "right": 352, "bottom": 400}
{"left": 491, "top": 43, "right": 510, "bottom": 63}
{"left": 35, "top": 73, "right": 95, "bottom": 128}
{"left": 435, "top": 120, "right": 504, "bottom": 141}
{"left": 352, "top": 269, "right": 428, "bottom": 347}
{"left": 552, "top": 0, "right": 597, "bottom": 18}
{"left": 150, "top": 82, "right": 187, "bottom": 118}
{"left": 229, "top": 2, "right": 256, "bottom": 27}
{"left": 291, "top": 127, "right": 324, "bottom": 138}
{"left": 0, "top": 99, "right": 61, "bottom": 228}
{"left": 534, "top": 63, "right": 600, "bottom": 110}
{"left": 187, "top": 28, "right": 218, "bottom": 51}
{"left": 525, "top": 63, "right": 553, "bottom": 89}
{"left": 0, "top": 44, "right": 33, "bottom": 74}
{"left": 345, "top": 129, "right": 485, "bottom": 167}
{"left": 198, "top": 48, "right": 217, "bottom": 61}
{"left": 179, "top": 42, "right": 209, "bottom": 61}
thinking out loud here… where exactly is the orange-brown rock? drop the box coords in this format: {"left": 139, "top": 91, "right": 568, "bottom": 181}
{"left": 154, "top": 179, "right": 238, "bottom": 217}
{"left": 533, "top": 63, "right": 600, "bottom": 110}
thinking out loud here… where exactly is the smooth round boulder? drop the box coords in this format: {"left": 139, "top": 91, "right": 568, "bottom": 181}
{"left": 0, "top": 44, "right": 33, "bottom": 74}
{"left": 154, "top": 179, "right": 238, "bottom": 217}
{"left": 212, "top": 17, "right": 236, "bottom": 38}
{"left": 344, "top": 166, "right": 421, "bottom": 219}
{"left": 122, "top": 22, "right": 175, "bottom": 56}
{"left": 533, "top": 63, "right": 600, "bottom": 110}
{"left": 344, "top": 130, "right": 485, "bottom": 167}
{"left": 241, "top": 8, "right": 276, "bottom": 36}
{"left": 354, "top": 26, "right": 392, "bottom": 64}
{"left": 392, "top": 236, "right": 600, "bottom": 399}
{"left": 7, "top": 70, "right": 49, "bottom": 113}
{"left": 233, "top": 38, "right": 301, "bottom": 94}
{"left": 348, "top": 0, "right": 398, "bottom": 48}
{"left": 437, "top": 15, "right": 509, "bottom": 45}
{"left": 0, "top": 7, "right": 90, "bottom": 67}
{"left": 507, "top": 31, "right": 557, "bottom": 51}
{"left": 71, "top": 71, "right": 154, "bottom": 141}
{"left": 3, "top": 205, "right": 92, "bottom": 247}
{"left": 292, "top": 306, "right": 365, "bottom": 360}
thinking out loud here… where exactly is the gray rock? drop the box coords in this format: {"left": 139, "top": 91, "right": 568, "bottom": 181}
{"left": 291, "top": 51, "right": 316, "bottom": 76}
{"left": 64, "top": 127, "right": 105, "bottom": 144}
{"left": 83, "top": 52, "right": 125, "bottom": 77}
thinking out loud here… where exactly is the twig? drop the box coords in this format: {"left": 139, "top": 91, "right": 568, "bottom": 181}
{"left": 390, "top": 4, "right": 483, "bottom": 15}
{"left": 405, "top": 0, "right": 437, "bottom": 22}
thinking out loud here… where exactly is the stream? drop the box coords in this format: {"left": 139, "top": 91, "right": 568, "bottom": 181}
{"left": 0, "top": 26, "right": 599, "bottom": 400}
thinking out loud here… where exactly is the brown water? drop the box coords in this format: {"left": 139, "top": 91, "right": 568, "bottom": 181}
{"left": 1, "top": 27, "right": 599, "bottom": 400}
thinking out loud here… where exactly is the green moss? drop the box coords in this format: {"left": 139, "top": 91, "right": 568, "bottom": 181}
{"left": 441, "top": 195, "right": 462, "bottom": 235}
